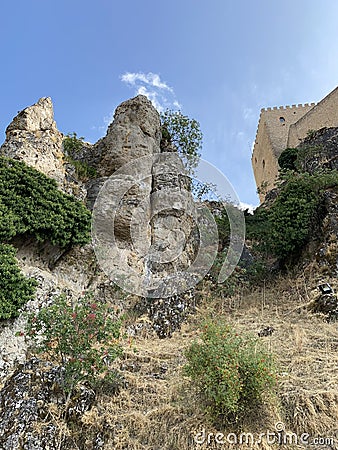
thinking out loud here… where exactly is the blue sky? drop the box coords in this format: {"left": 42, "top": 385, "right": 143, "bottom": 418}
{"left": 1, "top": 0, "right": 338, "bottom": 207}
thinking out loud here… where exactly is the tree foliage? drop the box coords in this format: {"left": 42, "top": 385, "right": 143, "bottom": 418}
{"left": 0, "top": 244, "right": 37, "bottom": 319}
{"left": 160, "top": 110, "right": 202, "bottom": 173}
{"left": 0, "top": 156, "right": 91, "bottom": 247}
{"left": 0, "top": 156, "right": 92, "bottom": 319}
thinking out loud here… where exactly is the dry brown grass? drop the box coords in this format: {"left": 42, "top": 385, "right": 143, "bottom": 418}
{"left": 67, "top": 271, "right": 336, "bottom": 449}
{"left": 27, "top": 271, "right": 338, "bottom": 449}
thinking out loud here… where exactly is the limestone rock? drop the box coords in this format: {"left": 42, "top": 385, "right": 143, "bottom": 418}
{"left": 95, "top": 95, "right": 161, "bottom": 176}
{"left": 91, "top": 95, "right": 199, "bottom": 300}
{"left": 0, "top": 358, "right": 97, "bottom": 450}
{"left": 0, "top": 97, "right": 86, "bottom": 199}
{"left": 1, "top": 98, "right": 64, "bottom": 181}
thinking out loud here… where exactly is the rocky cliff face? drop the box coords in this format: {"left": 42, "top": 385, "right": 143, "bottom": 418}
{"left": 0, "top": 97, "right": 86, "bottom": 199}
{"left": 0, "top": 94, "right": 198, "bottom": 389}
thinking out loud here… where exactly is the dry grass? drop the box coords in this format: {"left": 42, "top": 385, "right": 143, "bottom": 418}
{"left": 27, "top": 271, "right": 338, "bottom": 449}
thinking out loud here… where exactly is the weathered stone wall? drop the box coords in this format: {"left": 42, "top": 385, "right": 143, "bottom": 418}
{"left": 252, "top": 103, "right": 314, "bottom": 201}
{"left": 288, "top": 86, "right": 338, "bottom": 147}
{"left": 252, "top": 86, "right": 338, "bottom": 202}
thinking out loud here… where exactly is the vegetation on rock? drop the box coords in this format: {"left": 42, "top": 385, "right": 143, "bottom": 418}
{"left": 63, "top": 132, "right": 97, "bottom": 180}
{"left": 160, "top": 110, "right": 202, "bottom": 173}
{"left": 184, "top": 320, "right": 276, "bottom": 423}
{"left": 0, "top": 156, "right": 92, "bottom": 319}
{"left": 0, "top": 244, "right": 37, "bottom": 319}
{"left": 25, "top": 293, "right": 123, "bottom": 393}
{"left": 0, "top": 156, "right": 91, "bottom": 247}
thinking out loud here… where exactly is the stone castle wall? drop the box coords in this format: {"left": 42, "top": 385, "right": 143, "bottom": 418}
{"left": 252, "top": 103, "right": 315, "bottom": 201}
{"left": 288, "top": 86, "right": 338, "bottom": 147}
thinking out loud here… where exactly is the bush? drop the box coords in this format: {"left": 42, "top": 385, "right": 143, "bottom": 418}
{"left": 0, "top": 244, "right": 37, "bottom": 319}
{"left": 63, "top": 132, "right": 85, "bottom": 156}
{"left": 63, "top": 132, "right": 97, "bottom": 181}
{"left": 25, "top": 293, "right": 123, "bottom": 393}
{"left": 248, "top": 170, "right": 338, "bottom": 261}
{"left": 184, "top": 321, "right": 276, "bottom": 422}
{"left": 0, "top": 156, "right": 91, "bottom": 247}
{"left": 267, "top": 171, "right": 338, "bottom": 259}
{"left": 278, "top": 147, "right": 298, "bottom": 171}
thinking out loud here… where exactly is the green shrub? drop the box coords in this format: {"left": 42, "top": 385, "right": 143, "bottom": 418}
{"left": 278, "top": 147, "right": 298, "bottom": 171}
{"left": 184, "top": 321, "right": 276, "bottom": 422}
{"left": 0, "top": 244, "right": 37, "bottom": 319}
{"left": 267, "top": 171, "right": 338, "bottom": 259}
{"left": 65, "top": 155, "right": 97, "bottom": 180}
{"left": 63, "top": 132, "right": 85, "bottom": 156}
{"left": 0, "top": 156, "right": 91, "bottom": 247}
{"left": 248, "top": 170, "right": 338, "bottom": 261}
{"left": 25, "top": 293, "right": 123, "bottom": 393}
{"left": 63, "top": 132, "right": 97, "bottom": 181}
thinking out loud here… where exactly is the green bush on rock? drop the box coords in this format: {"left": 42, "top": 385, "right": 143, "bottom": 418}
{"left": 0, "top": 156, "right": 92, "bottom": 319}
{"left": 0, "top": 244, "right": 37, "bottom": 319}
{"left": 0, "top": 156, "right": 91, "bottom": 247}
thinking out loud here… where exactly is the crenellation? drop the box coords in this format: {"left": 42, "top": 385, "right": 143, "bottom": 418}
{"left": 251, "top": 90, "right": 332, "bottom": 202}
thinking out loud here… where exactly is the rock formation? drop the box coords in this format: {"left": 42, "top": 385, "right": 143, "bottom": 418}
{"left": 0, "top": 97, "right": 86, "bottom": 199}
{"left": 0, "top": 94, "right": 203, "bottom": 449}
{"left": 0, "top": 94, "right": 199, "bottom": 389}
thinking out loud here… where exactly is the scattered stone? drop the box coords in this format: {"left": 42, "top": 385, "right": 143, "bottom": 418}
{"left": 309, "top": 293, "right": 338, "bottom": 322}
{"left": 258, "top": 326, "right": 275, "bottom": 337}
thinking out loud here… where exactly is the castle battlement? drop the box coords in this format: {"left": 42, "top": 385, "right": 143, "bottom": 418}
{"left": 261, "top": 102, "right": 316, "bottom": 112}
{"left": 252, "top": 86, "right": 338, "bottom": 202}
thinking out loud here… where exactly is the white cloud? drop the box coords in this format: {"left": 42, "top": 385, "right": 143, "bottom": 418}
{"left": 239, "top": 202, "right": 257, "bottom": 214}
{"left": 120, "top": 71, "right": 181, "bottom": 112}
{"left": 121, "top": 72, "right": 173, "bottom": 92}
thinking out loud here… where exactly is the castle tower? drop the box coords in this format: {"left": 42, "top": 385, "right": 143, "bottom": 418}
{"left": 252, "top": 103, "right": 315, "bottom": 202}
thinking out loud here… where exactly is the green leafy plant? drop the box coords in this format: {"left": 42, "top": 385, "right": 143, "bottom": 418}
{"left": 0, "top": 156, "right": 91, "bottom": 247}
{"left": 265, "top": 171, "right": 337, "bottom": 259}
{"left": 306, "top": 129, "right": 317, "bottom": 139}
{"left": 278, "top": 147, "right": 298, "bottom": 171}
{"left": 25, "top": 293, "right": 123, "bottom": 393}
{"left": 63, "top": 132, "right": 97, "bottom": 180}
{"left": 63, "top": 132, "right": 85, "bottom": 156}
{"left": 184, "top": 320, "right": 276, "bottom": 422}
{"left": 160, "top": 110, "right": 202, "bottom": 173}
{"left": 0, "top": 244, "right": 37, "bottom": 319}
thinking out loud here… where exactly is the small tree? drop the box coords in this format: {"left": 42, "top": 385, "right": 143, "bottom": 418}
{"left": 160, "top": 110, "right": 202, "bottom": 173}
{"left": 25, "top": 293, "right": 123, "bottom": 394}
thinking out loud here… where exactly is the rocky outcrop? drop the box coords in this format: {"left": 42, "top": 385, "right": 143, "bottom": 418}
{"left": 0, "top": 358, "right": 98, "bottom": 450}
{"left": 91, "top": 95, "right": 199, "bottom": 299}
{"left": 1, "top": 98, "right": 64, "bottom": 182}
{"left": 0, "top": 97, "right": 86, "bottom": 199}
{"left": 95, "top": 95, "right": 162, "bottom": 176}
{"left": 0, "top": 94, "right": 200, "bottom": 386}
